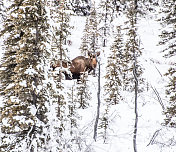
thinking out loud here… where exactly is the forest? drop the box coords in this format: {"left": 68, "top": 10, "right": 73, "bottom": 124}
{"left": 0, "top": 0, "right": 175, "bottom": 152}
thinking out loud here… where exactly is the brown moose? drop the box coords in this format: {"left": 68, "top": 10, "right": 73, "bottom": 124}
{"left": 52, "top": 51, "right": 100, "bottom": 80}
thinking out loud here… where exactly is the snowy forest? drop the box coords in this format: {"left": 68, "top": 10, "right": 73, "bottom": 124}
{"left": 0, "top": 0, "right": 175, "bottom": 151}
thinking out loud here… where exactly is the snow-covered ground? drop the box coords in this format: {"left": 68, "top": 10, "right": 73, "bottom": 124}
{"left": 63, "top": 11, "right": 176, "bottom": 152}
{"left": 1, "top": 1, "right": 176, "bottom": 152}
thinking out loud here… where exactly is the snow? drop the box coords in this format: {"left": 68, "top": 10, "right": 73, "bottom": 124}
{"left": 1, "top": 1, "right": 176, "bottom": 152}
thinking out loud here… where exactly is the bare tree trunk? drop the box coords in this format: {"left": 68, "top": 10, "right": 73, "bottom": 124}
{"left": 133, "top": 54, "right": 138, "bottom": 152}
{"left": 93, "top": 60, "right": 101, "bottom": 141}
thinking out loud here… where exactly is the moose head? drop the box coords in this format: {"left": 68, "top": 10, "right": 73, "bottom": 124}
{"left": 86, "top": 51, "right": 100, "bottom": 73}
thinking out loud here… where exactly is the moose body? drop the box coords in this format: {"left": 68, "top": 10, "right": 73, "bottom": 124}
{"left": 52, "top": 52, "right": 100, "bottom": 80}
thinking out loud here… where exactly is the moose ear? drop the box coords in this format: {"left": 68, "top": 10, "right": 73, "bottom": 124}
{"left": 96, "top": 51, "right": 100, "bottom": 56}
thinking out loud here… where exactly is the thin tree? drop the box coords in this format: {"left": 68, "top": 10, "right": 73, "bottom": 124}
{"left": 98, "top": 0, "right": 116, "bottom": 47}
{"left": 104, "top": 25, "right": 123, "bottom": 105}
{"left": 80, "top": 3, "right": 99, "bottom": 54}
{"left": 124, "top": 1, "right": 144, "bottom": 151}
{"left": 100, "top": 25, "right": 124, "bottom": 142}
{"left": 94, "top": 60, "right": 101, "bottom": 141}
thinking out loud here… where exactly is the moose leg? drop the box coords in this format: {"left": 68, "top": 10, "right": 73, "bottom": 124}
{"left": 63, "top": 72, "right": 72, "bottom": 80}
{"left": 88, "top": 68, "right": 96, "bottom": 76}
{"left": 92, "top": 69, "right": 96, "bottom": 76}
{"left": 70, "top": 73, "right": 80, "bottom": 81}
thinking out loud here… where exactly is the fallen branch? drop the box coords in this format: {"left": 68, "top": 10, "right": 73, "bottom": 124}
{"left": 147, "top": 129, "right": 161, "bottom": 146}
{"left": 151, "top": 86, "right": 165, "bottom": 110}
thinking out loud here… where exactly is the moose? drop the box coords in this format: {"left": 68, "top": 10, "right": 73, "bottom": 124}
{"left": 51, "top": 51, "right": 100, "bottom": 80}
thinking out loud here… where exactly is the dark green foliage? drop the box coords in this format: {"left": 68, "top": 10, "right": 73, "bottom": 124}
{"left": 98, "top": 0, "right": 116, "bottom": 47}
{"left": 159, "top": 0, "right": 176, "bottom": 127}
{"left": 80, "top": 18, "right": 89, "bottom": 56}
{"left": 80, "top": 4, "right": 99, "bottom": 55}
{"left": 123, "top": 2, "right": 144, "bottom": 92}
{"left": 69, "top": 0, "right": 91, "bottom": 16}
{"left": 76, "top": 77, "right": 91, "bottom": 109}
{"left": 99, "top": 105, "right": 109, "bottom": 143}
{"left": 104, "top": 26, "right": 123, "bottom": 105}
{"left": 0, "top": 0, "right": 50, "bottom": 151}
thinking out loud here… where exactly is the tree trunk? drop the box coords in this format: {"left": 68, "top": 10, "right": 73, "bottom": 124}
{"left": 93, "top": 60, "right": 101, "bottom": 141}
{"left": 133, "top": 54, "right": 138, "bottom": 152}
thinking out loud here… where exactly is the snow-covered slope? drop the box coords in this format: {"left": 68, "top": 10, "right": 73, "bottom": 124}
{"left": 63, "top": 11, "right": 176, "bottom": 152}
{"left": 0, "top": 1, "right": 176, "bottom": 152}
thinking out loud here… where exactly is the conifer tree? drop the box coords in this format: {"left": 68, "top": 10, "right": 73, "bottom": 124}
{"left": 124, "top": 1, "right": 144, "bottom": 151}
{"left": 80, "top": 3, "right": 99, "bottom": 55}
{"left": 46, "top": 1, "right": 90, "bottom": 151}
{"left": 0, "top": 0, "right": 52, "bottom": 151}
{"left": 67, "top": 85, "right": 79, "bottom": 131}
{"left": 49, "top": 0, "right": 72, "bottom": 119}
{"left": 98, "top": 0, "right": 116, "bottom": 47}
{"left": 159, "top": 0, "right": 176, "bottom": 127}
{"left": 76, "top": 77, "right": 91, "bottom": 109}
{"left": 99, "top": 105, "right": 109, "bottom": 143}
{"left": 80, "top": 18, "right": 89, "bottom": 56}
{"left": 104, "top": 26, "right": 123, "bottom": 105}
{"left": 70, "top": 0, "right": 91, "bottom": 16}
{"left": 100, "top": 25, "right": 124, "bottom": 142}
{"left": 0, "top": 1, "right": 4, "bottom": 20}
{"left": 123, "top": 1, "right": 144, "bottom": 92}
{"left": 50, "top": 0, "right": 72, "bottom": 62}
{"left": 46, "top": 1, "right": 76, "bottom": 151}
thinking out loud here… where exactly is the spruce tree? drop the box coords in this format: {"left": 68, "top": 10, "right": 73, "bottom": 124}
{"left": 76, "top": 76, "right": 91, "bottom": 109}
{"left": 50, "top": 0, "right": 72, "bottom": 62}
{"left": 104, "top": 26, "right": 123, "bottom": 105}
{"left": 45, "top": 1, "right": 89, "bottom": 151}
{"left": 159, "top": 0, "right": 176, "bottom": 127}
{"left": 0, "top": 0, "right": 51, "bottom": 151}
{"left": 80, "top": 3, "right": 99, "bottom": 55}
{"left": 0, "top": 1, "right": 4, "bottom": 20}
{"left": 80, "top": 18, "right": 89, "bottom": 56}
{"left": 124, "top": 2, "right": 144, "bottom": 151}
{"left": 100, "top": 25, "right": 124, "bottom": 142}
{"left": 69, "top": 0, "right": 91, "bottom": 16}
{"left": 123, "top": 1, "right": 144, "bottom": 92}
{"left": 98, "top": 0, "right": 116, "bottom": 47}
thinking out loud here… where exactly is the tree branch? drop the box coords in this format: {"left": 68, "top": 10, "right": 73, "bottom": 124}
{"left": 151, "top": 85, "right": 165, "bottom": 110}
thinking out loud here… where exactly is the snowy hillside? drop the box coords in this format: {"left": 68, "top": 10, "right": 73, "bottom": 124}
{"left": 63, "top": 13, "right": 175, "bottom": 152}
{"left": 0, "top": 0, "right": 176, "bottom": 152}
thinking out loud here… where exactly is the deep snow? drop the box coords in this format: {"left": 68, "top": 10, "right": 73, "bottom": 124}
{"left": 0, "top": 1, "right": 176, "bottom": 152}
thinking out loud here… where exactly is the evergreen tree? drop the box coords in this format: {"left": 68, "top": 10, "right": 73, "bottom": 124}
{"left": 67, "top": 85, "right": 79, "bottom": 131}
{"left": 50, "top": 0, "right": 72, "bottom": 62}
{"left": 124, "top": 2, "right": 144, "bottom": 151}
{"left": 80, "top": 3, "right": 99, "bottom": 55}
{"left": 104, "top": 26, "right": 123, "bottom": 105}
{"left": 0, "top": 0, "right": 52, "bottom": 151}
{"left": 76, "top": 76, "right": 91, "bottom": 109}
{"left": 123, "top": 1, "right": 144, "bottom": 92}
{"left": 80, "top": 18, "right": 89, "bottom": 56}
{"left": 159, "top": 0, "right": 176, "bottom": 127}
{"left": 0, "top": 1, "right": 4, "bottom": 20}
{"left": 99, "top": 105, "right": 109, "bottom": 143}
{"left": 69, "top": 0, "right": 91, "bottom": 16}
{"left": 98, "top": 0, "right": 116, "bottom": 47}
{"left": 46, "top": 0, "right": 77, "bottom": 151}
{"left": 101, "top": 25, "right": 124, "bottom": 142}
{"left": 46, "top": 1, "right": 90, "bottom": 151}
